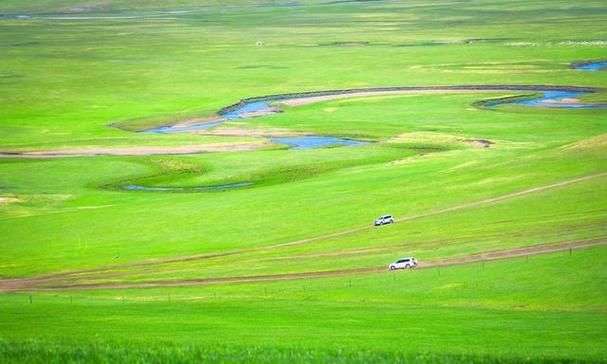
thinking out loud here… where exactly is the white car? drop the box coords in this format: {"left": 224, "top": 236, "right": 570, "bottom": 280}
{"left": 388, "top": 257, "right": 417, "bottom": 270}
{"left": 374, "top": 215, "right": 394, "bottom": 226}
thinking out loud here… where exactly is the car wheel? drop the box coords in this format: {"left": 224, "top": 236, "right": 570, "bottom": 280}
{"left": 405, "top": 264, "right": 411, "bottom": 269}
{"left": 390, "top": 266, "right": 396, "bottom": 271}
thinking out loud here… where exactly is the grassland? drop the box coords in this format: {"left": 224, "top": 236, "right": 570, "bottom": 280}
{"left": 2, "top": 248, "right": 607, "bottom": 362}
{"left": 1, "top": 246, "right": 607, "bottom": 363}
{"left": 1, "top": 0, "right": 606, "bottom": 362}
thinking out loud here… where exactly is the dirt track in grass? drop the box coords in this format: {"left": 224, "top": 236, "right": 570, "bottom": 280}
{"left": 0, "top": 238, "right": 605, "bottom": 292}
{"left": 0, "top": 142, "right": 267, "bottom": 158}
{"left": 1, "top": 171, "right": 605, "bottom": 293}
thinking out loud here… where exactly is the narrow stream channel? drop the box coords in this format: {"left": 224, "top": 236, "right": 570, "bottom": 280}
{"left": 574, "top": 61, "right": 607, "bottom": 71}
{"left": 129, "top": 61, "right": 606, "bottom": 191}
{"left": 143, "top": 63, "right": 607, "bottom": 139}
{"left": 122, "top": 182, "right": 253, "bottom": 192}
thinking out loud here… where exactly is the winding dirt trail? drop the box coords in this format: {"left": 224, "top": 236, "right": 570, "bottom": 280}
{"left": 9, "top": 171, "right": 606, "bottom": 283}
{"left": 1, "top": 172, "right": 605, "bottom": 293}
{"left": 0, "top": 142, "right": 266, "bottom": 158}
{"left": 1, "top": 84, "right": 605, "bottom": 292}
{"left": 1, "top": 238, "right": 604, "bottom": 292}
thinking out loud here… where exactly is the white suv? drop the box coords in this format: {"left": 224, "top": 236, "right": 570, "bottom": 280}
{"left": 388, "top": 257, "right": 417, "bottom": 270}
{"left": 374, "top": 215, "right": 394, "bottom": 226}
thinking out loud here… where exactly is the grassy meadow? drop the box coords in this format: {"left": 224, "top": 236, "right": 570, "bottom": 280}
{"left": 1, "top": 0, "right": 606, "bottom": 362}
{"left": 1, "top": 246, "right": 607, "bottom": 363}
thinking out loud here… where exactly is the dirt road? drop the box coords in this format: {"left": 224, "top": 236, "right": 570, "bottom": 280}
{"left": 1, "top": 171, "right": 604, "bottom": 293}
{"left": 0, "top": 142, "right": 266, "bottom": 158}
{"left": 0, "top": 238, "right": 604, "bottom": 292}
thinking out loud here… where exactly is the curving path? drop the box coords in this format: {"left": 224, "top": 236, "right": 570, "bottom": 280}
{"left": 1, "top": 171, "right": 605, "bottom": 292}
{"left": 0, "top": 142, "right": 267, "bottom": 159}
{"left": 1, "top": 62, "right": 605, "bottom": 292}
{"left": 1, "top": 237, "right": 605, "bottom": 292}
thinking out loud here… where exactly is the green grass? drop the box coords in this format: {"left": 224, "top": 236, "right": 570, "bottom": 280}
{"left": 2, "top": 342, "right": 597, "bottom": 364}
{"left": 1, "top": 0, "right": 607, "bottom": 362}
{"left": 1, "top": 246, "right": 606, "bottom": 362}
{"left": 2, "top": 126, "right": 605, "bottom": 278}
{"left": 1, "top": 1, "right": 607, "bottom": 150}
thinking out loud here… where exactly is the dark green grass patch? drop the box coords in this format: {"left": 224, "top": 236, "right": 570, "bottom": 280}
{"left": 0, "top": 340, "right": 601, "bottom": 364}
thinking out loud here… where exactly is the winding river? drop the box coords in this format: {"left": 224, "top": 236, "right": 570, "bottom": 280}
{"left": 130, "top": 78, "right": 606, "bottom": 191}
{"left": 3, "top": 62, "right": 605, "bottom": 192}
{"left": 122, "top": 182, "right": 253, "bottom": 192}
{"left": 129, "top": 61, "right": 607, "bottom": 191}
{"left": 144, "top": 62, "right": 606, "bottom": 149}
{"left": 146, "top": 59, "right": 606, "bottom": 130}
{"left": 574, "top": 61, "right": 607, "bottom": 71}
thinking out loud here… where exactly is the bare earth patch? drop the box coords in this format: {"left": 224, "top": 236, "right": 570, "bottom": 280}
{"left": 387, "top": 132, "right": 493, "bottom": 149}
{"left": 468, "top": 139, "right": 493, "bottom": 148}
{"left": 0, "top": 196, "right": 19, "bottom": 205}
{"left": 539, "top": 97, "right": 581, "bottom": 104}
{"left": 1, "top": 172, "right": 605, "bottom": 292}
{"left": 237, "top": 107, "right": 282, "bottom": 118}
{"left": 0, "top": 238, "right": 604, "bottom": 292}
{"left": 280, "top": 89, "right": 486, "bottom": 107}
{"left": 169, "top": 116, "right": 224, "bottom": 128}
{"left": 563, "top": 133, "right": 607, "bottom": 150}
{"left": 0, "top": 142, "right": 267, "bottom": 158}
{"left": 198, "top": 126, "right": 307, "bottom": 138}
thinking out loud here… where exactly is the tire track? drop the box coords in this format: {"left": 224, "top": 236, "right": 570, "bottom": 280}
{"left": 0, "top": 142, "right": 266, "bottom": 158}
{"left": 3, "top": 171, "right": 605, "bottom": 288}
{"left": 2, "top": 238, "right": 605, "bottom": 292}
